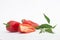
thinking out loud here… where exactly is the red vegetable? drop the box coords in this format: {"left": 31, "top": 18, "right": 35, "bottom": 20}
{"left": 4, "top": 21, "right": 20, "bottom": 32}
{"left": 22, "top": 19, "right": 39, "bottom": 28}
{"left": 18, "top": 24, "right": 35, "bottom": 33}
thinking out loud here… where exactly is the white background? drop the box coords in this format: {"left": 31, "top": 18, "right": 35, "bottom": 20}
{"left": 0, "top": 0, "right": 60, "bottom": 40}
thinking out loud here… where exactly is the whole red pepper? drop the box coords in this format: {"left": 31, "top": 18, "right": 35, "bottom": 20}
{"left": 4, "top": 21, "right": 20, "bottom": 32}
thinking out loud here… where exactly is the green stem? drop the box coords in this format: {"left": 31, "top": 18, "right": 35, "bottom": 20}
{"left": 3, "top": 23, "right": 9, "bottom": 27}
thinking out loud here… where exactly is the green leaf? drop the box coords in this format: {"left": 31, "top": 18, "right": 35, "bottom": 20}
{"left": 39, "top": 28, "right": 45, "bottom": 33}
{"left": 43, "top": 14, "right": 50, "bottom": 24}
{"left": 45, "top": 28, "right": 54, "bottom": 33}
{"left": 36, "top": 24, "right": 54, "bottom": 33}
{"left": 36, "top": 24, "right": 53, "bottom": 29}
{"left": 39, "top": 29, "right": 43, "bottom": 33}
{"left": 52, "top": 25, "right": 56, "bottom": 28}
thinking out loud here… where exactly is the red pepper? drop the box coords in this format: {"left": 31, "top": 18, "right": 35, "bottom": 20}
{"left": 4, "top": 21, "right": 20, "bottom": 32}
{"left": 22, "top": 19, "right": 39, "bottom": 28}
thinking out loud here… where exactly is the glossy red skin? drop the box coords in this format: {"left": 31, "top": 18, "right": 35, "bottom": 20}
{"left": 18, "top": 24, "right": 35, "bottom": 33}
{"left": 22, "top": 19, "right": 39, "bottom": 28}
{"left": 6, "top": 21, "right": 20, "bottom": 32}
